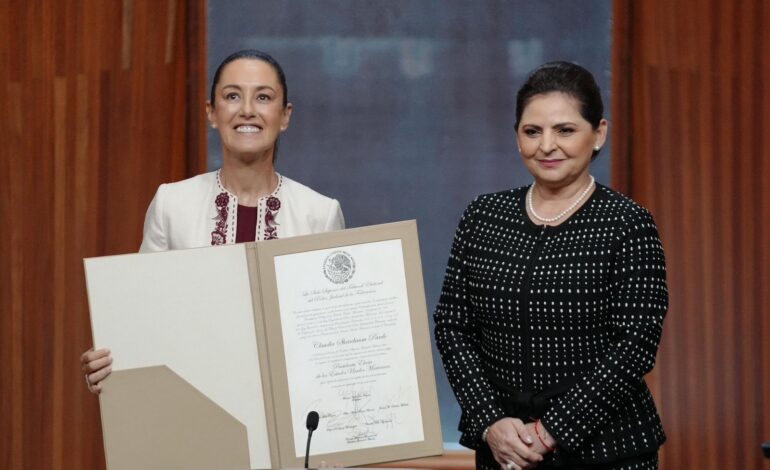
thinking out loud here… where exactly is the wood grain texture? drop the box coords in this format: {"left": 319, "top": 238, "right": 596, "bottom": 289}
{"left": 0, "top": 1, "right": 206, "bottom": 469}
{"left": 612, "top": 1, "right": 770, "bottom": 469}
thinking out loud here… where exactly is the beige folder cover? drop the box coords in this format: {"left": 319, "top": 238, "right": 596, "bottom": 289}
{"left": 100, "top": 366, "right": 250, "bottom": 470}
{"left": 84, "top": 220, "right": 442, "bottom": 470}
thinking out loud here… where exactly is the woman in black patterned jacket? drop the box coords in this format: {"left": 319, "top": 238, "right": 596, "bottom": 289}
{"left": 434, "top": 62, "right": 668, "bottom": 470}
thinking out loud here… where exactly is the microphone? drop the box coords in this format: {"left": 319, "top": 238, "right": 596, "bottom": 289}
{"left": 304, "top": 411, "right": 319, "bottom": 469}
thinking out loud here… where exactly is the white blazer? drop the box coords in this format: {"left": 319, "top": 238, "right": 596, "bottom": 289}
{"left": 139, "top": 170, "right": 344, "bottom": 252}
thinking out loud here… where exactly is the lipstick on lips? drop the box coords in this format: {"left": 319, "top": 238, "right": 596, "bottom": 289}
{"left": 538, "top": 159, "right": 564, "bottom": 169}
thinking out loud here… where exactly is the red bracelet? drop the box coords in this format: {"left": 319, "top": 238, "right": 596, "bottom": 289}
{"left": 534, "top": 420, "right": 555, "bottom": 453}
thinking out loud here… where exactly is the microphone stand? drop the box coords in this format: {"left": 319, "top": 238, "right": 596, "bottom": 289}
{"left": 305, "top": 411, "right": 319, "bottom": 469}
{"left": 304, "top": 428, "right": 315, "bottom": 469}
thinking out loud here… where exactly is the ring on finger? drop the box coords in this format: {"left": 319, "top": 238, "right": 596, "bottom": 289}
{"left": 505, "top": 461, "right": 515, "bottom": 470}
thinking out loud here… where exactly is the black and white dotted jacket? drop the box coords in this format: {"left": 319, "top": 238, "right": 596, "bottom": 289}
{"left": 434, "top": 184, "right": 668, "bottom": 464}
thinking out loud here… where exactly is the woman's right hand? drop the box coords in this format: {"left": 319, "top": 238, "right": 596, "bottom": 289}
{"left": 80, "top": 348, "right": 112, "bottom": 394}
{"left": 486, "top": 417, "right": 544, "bottom": 470}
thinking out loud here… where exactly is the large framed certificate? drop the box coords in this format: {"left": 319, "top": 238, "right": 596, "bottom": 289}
{"left": 257, "top": 221, "right": 442, "bottom": 467}
{"left": 84, "top": 220, "right": 442, "bottom": 470}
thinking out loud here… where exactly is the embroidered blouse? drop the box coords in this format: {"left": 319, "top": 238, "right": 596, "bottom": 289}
{"left": 139, "top": 170, "right": 345, "bottom": 252}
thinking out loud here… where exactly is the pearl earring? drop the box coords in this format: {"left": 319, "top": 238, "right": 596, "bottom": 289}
{"left": 593, "top": 146, "right": 601, "bottom": 151}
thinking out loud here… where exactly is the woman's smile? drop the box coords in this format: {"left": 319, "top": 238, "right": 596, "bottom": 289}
{"left": 536, "top": 159, "right": 565, "bottom": 169}
{"left": 234, "top": 124, "right": 262, "bottom": 134}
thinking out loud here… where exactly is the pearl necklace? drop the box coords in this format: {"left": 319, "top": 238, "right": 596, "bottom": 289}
{"left": 527, "top": 175, "right": 595, "bottom": 223}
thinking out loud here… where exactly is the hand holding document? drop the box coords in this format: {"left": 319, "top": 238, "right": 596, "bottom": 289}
{"left": 84, "top": 220, "right": 442, "bottom": 470}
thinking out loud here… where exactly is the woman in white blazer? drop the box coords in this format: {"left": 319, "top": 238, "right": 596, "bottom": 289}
{"left": 81, "top": 50, "right": 345, "bottom": 392}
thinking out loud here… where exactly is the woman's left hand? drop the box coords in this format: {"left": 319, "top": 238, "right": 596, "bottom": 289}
{"left": 486, "top": 417, "right": 544, "bottom": 469}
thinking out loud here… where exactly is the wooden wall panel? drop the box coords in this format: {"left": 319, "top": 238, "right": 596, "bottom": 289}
{"left": 612, "top": 1, "right": 770, "bottom": 469}
{"left": 0, "top": 1, "right": 206, "bottom": 469}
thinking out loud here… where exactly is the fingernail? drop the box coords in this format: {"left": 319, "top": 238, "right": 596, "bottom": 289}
{"left": 525, "top": 435, "right": 533, "bottom": 444}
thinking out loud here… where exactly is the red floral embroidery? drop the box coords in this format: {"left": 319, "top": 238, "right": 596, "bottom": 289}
{"left": 266, "top": 196, "right": 281, "bottom": 211}
{"left": 211, "top": 191, "right": 229, "bottom": 245}
{"left": 264, "top": 196, "right": 281, "bottom": 240}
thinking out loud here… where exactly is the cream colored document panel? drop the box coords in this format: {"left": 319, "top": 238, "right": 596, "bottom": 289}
{"left": 273, "top": 239, "right": 424, "bottom": 457}
{"left": 85, "top": 244, "right": 270, "bottom": 470}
